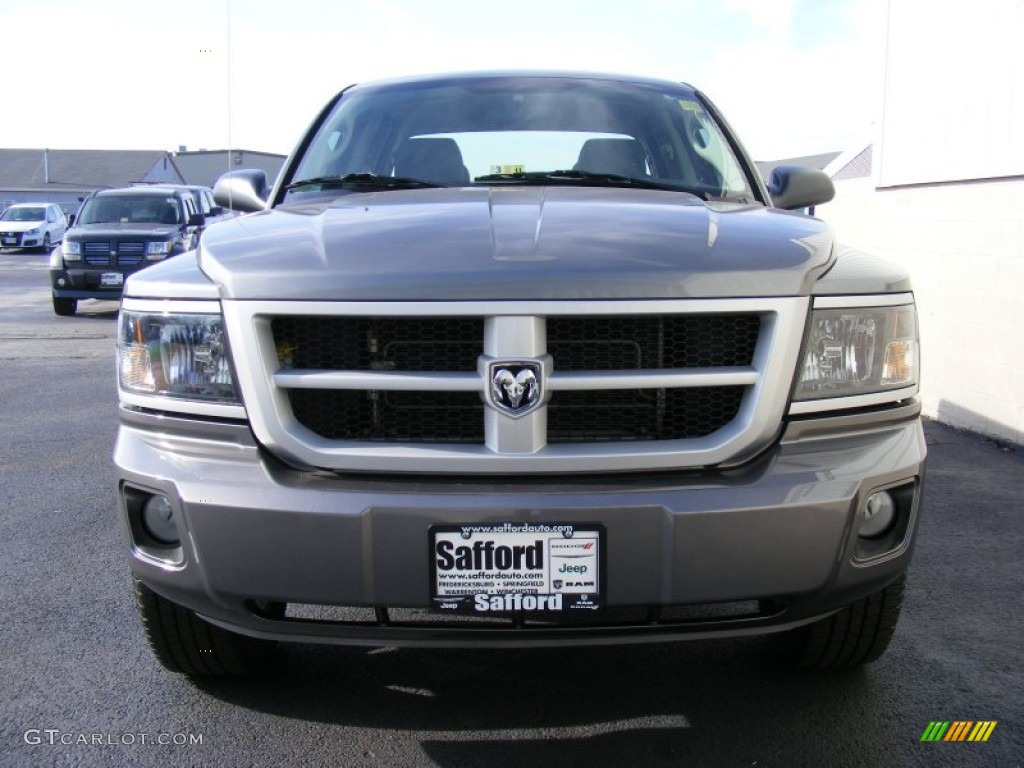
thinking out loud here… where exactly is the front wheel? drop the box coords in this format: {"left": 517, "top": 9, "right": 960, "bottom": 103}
{"left": 41, "top": 233, "right": 51, "bottom": 252}
{"left": 133, "top": 578, "right": 277, "bottom": 676}
{"left": 52, "top": 296, "right": 77, "bottom": 316}
{"left": 775, "top": 574, "right": 906, "bottom": 668}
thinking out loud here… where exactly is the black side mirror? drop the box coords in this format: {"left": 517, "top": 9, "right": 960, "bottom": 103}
{"left": 67, "top": 214, "right": 76, "bottom": 227}
{"left": 188, "top": 213, "right": 206, "bottom": 227}
{"left": 766, "top": 166, "right": 835, "bottom": 211}
{"left": 214, "top": 169, "right": 270, "bottom": 213}
{"left": 208, "top": 206, "right": 224, "bottom": 217}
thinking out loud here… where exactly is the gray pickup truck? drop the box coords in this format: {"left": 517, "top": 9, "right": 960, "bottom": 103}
{"left": 114, "top": 72, "right": 925, "bottom": 675}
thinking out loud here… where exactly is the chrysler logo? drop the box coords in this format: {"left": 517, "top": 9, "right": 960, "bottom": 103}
{"left": 488, "top": 362, "right": 542, "bottom": 418}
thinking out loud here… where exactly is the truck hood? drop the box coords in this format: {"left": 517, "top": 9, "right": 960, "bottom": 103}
{"left": 68, "top": 223, "right": 178, "bottom": 239}
{"left": 197, "top": 187, "right": 835, "bottom": 300}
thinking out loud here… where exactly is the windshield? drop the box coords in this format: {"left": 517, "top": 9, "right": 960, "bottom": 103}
{"left": 288, "top": 76, "right": 754, "bottom": 201}
{"left": 78, "top": 195, "right": 181, "bottom": 225}
{"left": 0, "top": 206, "right": 46, "bottom": 222}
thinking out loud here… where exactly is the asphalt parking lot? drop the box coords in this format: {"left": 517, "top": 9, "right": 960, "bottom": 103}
{"left": 0, "top": 247, "right": 1021, "bottom": 767}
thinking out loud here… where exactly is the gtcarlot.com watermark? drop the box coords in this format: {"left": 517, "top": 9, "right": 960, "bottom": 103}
{"left": 24, "top": 729, "right": 202, "bottom": 747}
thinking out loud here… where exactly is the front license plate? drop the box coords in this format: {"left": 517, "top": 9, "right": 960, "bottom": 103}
{"left": 2, "top": 236, "right": 16, "bottom": 245}
{"left": 100, "top": 272, "right": 123, "bottom": 287}
{"left": 430, "top": 522, "right": 604, "bottom": 613}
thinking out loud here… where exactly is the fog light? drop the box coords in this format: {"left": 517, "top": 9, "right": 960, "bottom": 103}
{"left": 57, "top": 278, "right": 66, "bottom": 287}
{"left": 141, "top": 495, "right": 179, "bottom": 545}
{"left": 860, "top": 491, "right": 896, "bottom": 538}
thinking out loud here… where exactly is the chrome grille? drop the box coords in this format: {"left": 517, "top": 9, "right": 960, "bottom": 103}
{"left": 117, "top": 242, "right": 145, "bottom": 265}
{"left": 82, "top": 240, "right": 145, "bottom": 266}
{"left": 274, "top": 314, "right": 757, "bottom": 444}
{"left": 83, "top": 241, "right": 110, "bottom": 265}
{"left": 224, "top": 298, "right": 807, "bottom": 473}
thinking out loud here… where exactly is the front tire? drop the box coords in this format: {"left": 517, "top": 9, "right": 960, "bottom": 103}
{"left": 41, "top": 233, "right": 51, "bottom": 252}
{"left": 776, "top": 574, "right": 906, "bottom": 668}
{"left": 133, "top": 578, "right": 276, "bottom": 676}
{"left": 52, "top": 296, "right": 77, "bottom": 316}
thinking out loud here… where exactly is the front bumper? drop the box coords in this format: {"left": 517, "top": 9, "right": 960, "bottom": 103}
{"left": 115, "top": 403, "right": 926, "bottom": 648}
{"left": 51, "top": 267, "right": 132, "bottom": 299}
{"left": 1, "top": 232, "right": 34, "bottom": 248}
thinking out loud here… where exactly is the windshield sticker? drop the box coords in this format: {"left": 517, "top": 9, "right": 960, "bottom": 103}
{"left": 489, "top": 164, "right": 525, "bottom": 175}
{"left": 678, "top": 99, "right": 705, "bottom": 113}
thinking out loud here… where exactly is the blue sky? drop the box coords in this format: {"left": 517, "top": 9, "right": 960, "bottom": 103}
{"left": 0, "top": 0, "right": 881, "bottom": 160}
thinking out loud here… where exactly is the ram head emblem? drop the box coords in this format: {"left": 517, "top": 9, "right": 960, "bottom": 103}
{"left": 488, "top": 363, "right": 542, "bottom": 417}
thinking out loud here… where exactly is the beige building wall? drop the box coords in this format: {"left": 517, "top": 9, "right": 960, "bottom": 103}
{"left": 819, "top": 178, "right": 1024, "bottom": 445}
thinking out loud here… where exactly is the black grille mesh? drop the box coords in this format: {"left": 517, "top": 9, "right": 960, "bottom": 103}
{"left": 289, "top": 390, "right": 484, "bottom": 443}
{"left": 548, "top": 387, "right": 745, "bottom": 442}
{"left": 548, "top": 315, "right": 760, "bottom": 369}
{"left": 273, "top": 314, "right": 759, "bottom": 444}
{"left": 273, "top": 317, "right": 483, "bottom": 371}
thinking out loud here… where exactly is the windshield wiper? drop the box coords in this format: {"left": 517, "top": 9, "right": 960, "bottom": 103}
{"left": 285, "top": 173, "right": 443, "bottom": 191}
{"left": 473, "top": 170, "right": 711, "bottom": 199}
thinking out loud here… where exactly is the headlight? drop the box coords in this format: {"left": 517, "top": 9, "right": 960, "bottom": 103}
{"left": 795, "top": 302, "right": 918, "bottom": 404}
{"left": 118, "top": 311, "right": 240, "bottom": 404}
{"left": 146, "top": 240, "right": 174, "bottom": 260}
{"left": 63, "top": 240, "right": 81, "bottom": 261}
{"left": 26, "top": 226, "right": 41, "bottom": 235}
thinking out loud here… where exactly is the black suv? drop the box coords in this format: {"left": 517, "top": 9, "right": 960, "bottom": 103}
{"left": 50, "top": 186, "right": 206, "bottom": 315}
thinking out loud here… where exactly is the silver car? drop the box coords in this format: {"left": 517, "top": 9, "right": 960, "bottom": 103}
{"left": 0, "top": 202, "right": 66, "bottom": 250}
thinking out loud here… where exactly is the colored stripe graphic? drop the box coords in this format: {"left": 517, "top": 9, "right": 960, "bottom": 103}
{"left": 945, "top": 721, "right": 972, "bottom": 741}
{"left": 920, "top": 721, "right": 996, "bottom": 742}
{"left": 968, "top": 722, "right": 997, "bottom": 742}
{"left": 921, "top": 722, "right": 949, "bottom": 742}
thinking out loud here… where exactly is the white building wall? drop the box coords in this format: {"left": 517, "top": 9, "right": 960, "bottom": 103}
{"left": 819, "top": 178, "right": 1024, "bottom": 445}
{"left": 876, "top": 0, "right": 1024, "bottom": 187}
{"left": 814, "top": 0, "right": 1024, "bottom": 446}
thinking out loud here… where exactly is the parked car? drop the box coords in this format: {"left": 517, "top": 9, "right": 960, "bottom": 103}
{"left": 115, "top": 71, "right": 924, "bottom": 676}
{"left": 0, "top": 203, "right": 67, "bottom": 251}
{"left": 136, "top": 183, "right": 235, "bottom": 226}
{"left": 179, "top": 184, "right": 235, "bottom": 225}
{"left": 50, "top": 186, "right": 205, "bottom": 315}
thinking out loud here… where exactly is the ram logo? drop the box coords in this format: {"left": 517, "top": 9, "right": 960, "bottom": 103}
{"left": 488, "top": 362, "right": 542, "bottom": 418}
